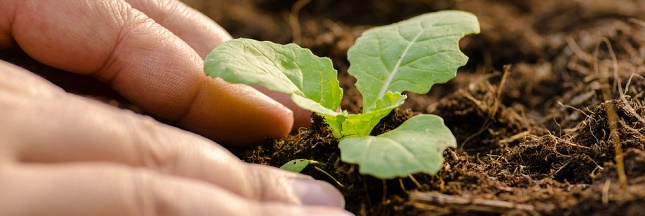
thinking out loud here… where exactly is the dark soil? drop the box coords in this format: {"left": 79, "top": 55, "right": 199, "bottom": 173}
{"left": 178, "top": 0, "right": 645, "bottom": 215}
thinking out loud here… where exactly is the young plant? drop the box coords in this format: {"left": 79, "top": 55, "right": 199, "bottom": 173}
{"left": 280, "top": 159, "right": 326, "bottom": 173}
{"left": 204, "top": 11, "right": 480, "bottom": 179}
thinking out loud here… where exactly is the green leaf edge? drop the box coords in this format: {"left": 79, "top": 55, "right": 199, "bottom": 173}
{"left": 348, "top": 10, "right": 481, "bottom": 112}
{"left": 204, "top": 38, "right": 342, "bottom": 117}
{"left": 323, "top": 91, "right": 406, "bottom": 138}
{"left": 280, "top": 159, "right": 323, "bottom": 173}
{"left": 338, "top": 114, "right": 457, "bottom": 179}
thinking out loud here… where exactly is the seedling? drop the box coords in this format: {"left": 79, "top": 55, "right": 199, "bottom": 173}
{"left": 205, "top": 11, "right": 480, "bottom": 179}
{"left": 280, "top": 159, "right": 326, "bottom": 173}
{"left": 281, "top": 159, "right": 344, "bottom": 186}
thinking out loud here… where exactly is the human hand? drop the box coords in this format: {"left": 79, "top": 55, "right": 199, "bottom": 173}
{"left": 0, "top": 0, "right": 346, "bottom": 215}
{"left": 0, "top": 61, "right": 350, "bottom": 215}
{"left": 0, "top": 0, "right": 311, "bottom": 146}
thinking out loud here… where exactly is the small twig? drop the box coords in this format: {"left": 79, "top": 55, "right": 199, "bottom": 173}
{"left": 619, "top": 74, "right": 645, "bottom": 124}
{"left": 475, "top": 153, "right": 485, "bottom": 164}
{"left": 399, "top": 179, "right": 407, "bottom": 192}
{"left": 553, "top": 161, "right": 572, "bottom": 177}
{"left": 461, "top": 90, "right": 487, "bottom": 112}
{"left": 558, "top": 101, "right": 593, "bottom": 119}
{"left": 566, "top": 36, "right": 594, "bottom": 64}
{"left": 562, "top": 141, "right": 591, "bottom": 150}
{"left": 461, "top": 65, "right": 512, "bottom": 147}
{"left": 408, "top": 174, "right": 423, "bottom": 189}
{"left": 498, "top": 131, "right": 531, "bottom": 145}
{"left": 590, "top": 165, "right": 605, "bottom": 178}
{"left": 492, "top": 65, "right": 512, "bottom": 118}
{"left": 594, "top": 38, "right": 628, "bottom": 188}
{"left": 381, "top": 180, "right": 388, "bottom": 204}
{"left": 411, "top": 192, "right": 537, "bottom": 215}
{"left": 287, "top": 0, "right": 312, "bottom": 44}
{"left": 602, "top": 180, "right": 611, "bottom": 206}
{"left": 628, "top": 18, "right": 645, "bottom": 29}
{"left": 313, "top": 166, "right": 344, "bottom": 187}
{"left": 623, "top": 73, "right": 641, "bottom": 95}
{"left": 448, "top": 148, "right": 459, "bottom": 162}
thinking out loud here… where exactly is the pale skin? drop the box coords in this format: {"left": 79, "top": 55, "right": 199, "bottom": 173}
{"left": 0, "top": 0, "right": 349, "bottom": 215}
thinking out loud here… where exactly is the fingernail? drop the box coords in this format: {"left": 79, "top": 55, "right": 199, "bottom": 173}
{"left": 289, "top": 179, "right": 345, "bottom": 208}
{"left": 302, "top": 208, "right": 355, "bottom": 216}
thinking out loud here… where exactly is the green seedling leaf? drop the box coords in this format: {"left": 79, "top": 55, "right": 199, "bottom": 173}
{"left": 348, "top": 10, "right": 480, "bottom": 112}
{"left": 321, "top": 91, "right": 405, "bottom": 138}
{"left": 205, "top": 38, "right": 342, "bottom": 116}
{"left": 338, "top": 114, "right": 457, "bottom": 179}
{"left": 340, "top": 92, "right": 406, "bottom": 137}
{"left": 280, "top": 159, "right": 325, "bottom": 173}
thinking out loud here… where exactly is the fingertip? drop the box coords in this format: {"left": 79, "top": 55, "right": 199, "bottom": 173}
{"left": 257, "top": 203, "right": 354, "bottom": 216}
{"left": 258, "top": 96, "right": 294, "bottom": 140}
{"left": 300, "top": 208, "right": 355, "bottom": 216}
{"left": 178, "top": 78, "right": 294, "bottom": 146}
{"left": 288, "top": 179, "right": 345, "bottom": 208}
{"left": 226, "top": 83, "right": 295, "bottom": 145}
{"left": 252, "top": 85, "right": 312, "bottom": 133}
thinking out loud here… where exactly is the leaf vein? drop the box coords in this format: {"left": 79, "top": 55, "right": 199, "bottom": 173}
{"left": 373, "top": 28, "right": 427, "bottom": 108}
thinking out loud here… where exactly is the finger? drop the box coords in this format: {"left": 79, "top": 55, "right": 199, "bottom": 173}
{"left": 123, "top": 0, "right": 231, "bottom": 58}
{"left": 0, "top": 164, "right": 353, "bottom": 216}
{"left": 0, "top": 64, "right": 343, "bottom": 208}
{"left": 123, "top": 0, "right": 312, "bottom": 129}
{"left": 0, "top": 60, "right": 65, "bottom": 98}
{"left": 1, "top": 87, "right": 343, "bottom": 207}
{"left": 253, "top": 85, "right": 313, "bottom": 130}
{"left": 2, "top": 0, "right": 291, "bottom": 145}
